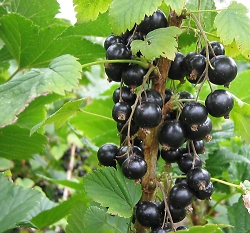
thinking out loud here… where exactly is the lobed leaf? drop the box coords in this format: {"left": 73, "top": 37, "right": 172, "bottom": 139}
{"left": 109, "top": 0, "right": 162, "bottom": 34}
{"left": 131, "top": 27, "right": 182, "bottom": 61}
{"left": 164, "top": 0, "right": 186, "bottom": 16}
{"left": 0, "top": 54, "right": 81, "bottom": 127}
{"left": 84, "top": 166, "right": 142, "bottom": 218}
{"left": 214, "top": 1, "right": 250, "bottom": 59}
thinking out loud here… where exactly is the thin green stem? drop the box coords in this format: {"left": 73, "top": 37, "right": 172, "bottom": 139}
{"left": 181, "top": 26, "right": 219, "bottom": 39}
{"left": 81, "top": 59, "right": 149, "bottom": 69}
{"left": 188, "top": 9, "right": 224, "bottom": 14}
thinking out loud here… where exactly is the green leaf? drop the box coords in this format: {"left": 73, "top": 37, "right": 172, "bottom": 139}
{"left": 169, "top": 224, "right": 231, "bottom": 233}
{"left": 0, "top": 174, "right": 42, "bottom": 233}
{"left": 65, "top": 202, "right": 89, "bottom": 233}
{"left": 0, "top": 158, "right": 13, "bottom": 170}
{"left": 0, "top": 125, "right": 47, "bottom": 160}
{"left": 228, "top": 197, "right": 250, "bottom": 233}
{"left": 74, "top": 0, "right": 112, "bottom": 23}
{"left": 109, "top": 0, "right": 162, "bottom": 34}
{"left": 0, "top": 13, "right": 105, "bottom": 69}
{"left": 8, "top": 0, "right": 60, "bottom": 27}
{"left": 31, "top": 99, "right": 84, "bottom": 134}
{"left": 84, "top": 166, "right": 142, "bottom": 218}
{"left": 131, "top": 27, "right": 182, "bottom": 61}
{"left": 83, "top": 206, "right": 129, "bottom": 233}
{"left": 164, "top": 0, "right": 186, "bottom": 16}
{"left": 0, "top": 54, "right": 81, "bottom": 127}
{"left": 214, "top": 1, "right": 250, "bottom": 59}
{"left": 230, "top": 96, "right": 250, "bottom": 143}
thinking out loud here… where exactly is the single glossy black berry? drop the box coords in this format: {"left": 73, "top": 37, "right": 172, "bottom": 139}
{"left": 161, "top": 148, "right": 182, "bottom": 163}
{"left": 175, "top": 177, "right": 188, "bottom": 185}
{"left": 169, "top": 183, "right": 193, "bottom": 209}
{"left": 112, "top": 86, "right": 136, "bottom": 106}
{"left": 122, "top": 64, "right": 148, "bottom": 87}
{"left": 182, "top": 52, "right": 197, "bottom": 75}
{"left": 112, "top": 102, "right": 132, "bottom": 123}
{"left": 104, "top": 34, "right": 124, "bottom": 50}
{"left": 176, "top": 226, "right": 188, "bottom": 231}
{"left": 178, "top": 152, "right": 202, "bottom": 174}
{"left": 158, "top": 120, "right": 186, "bottom": 149}
{"left": 208, "top": 55, "right": 237, "bottom": 85}
{"left": 186, "top": 140, "right": 205, "bottom": 154}
{"left": 136, "top": 201, "right": 161, "bottom": 227}
{"left": 168, "top": 52, "right": 186, "bottom": 81}
{"left": 179, "top": 91, "right": 194, "bottom": 100}
{"left": 105, "top": 63, "right": 123, "bottom": 82}
{"left": 117, "top": 120, "right": 139, "bottom": 137}
{"left": 134, "top": 102, "right": 162, "bottom": 128}
{"left": 205, "top": 90, "right": 234, "bottom": 118}
{"left": 137, "top": 10, "right": 168, "bottom": 35}
{"left": 187, "top": 167, "right": 211, "bottom": 192}
{"left": 141, "top": 89, "right": 163, "bottom": 108}
{"left": 165, "top": 88, "right": 173, "bottom": 103}
{"left": 122, "top": 155, "right": 147, "bottom": 180}
{"left": 106, "top": 43, "right": 132, "bottom": 61}
{"left": 169, "top": 204, "right": 187, "bottom": 223}
{"left": 97, "top": 143, "right": 118, "bottom": 167}
{"left": 200, "top": 41, "right": 225, "bottom": 59}
{"left": 151, "top": 226, "right": 171, "bottom": 233}
{"left": 181, "top": 101, "right": 208, "bottom": 125}
{"left": 116, "top": 145, "right": 143, "bottom": 166}
{"left": 194, "top": 181, "right": 214, "bottom": 200}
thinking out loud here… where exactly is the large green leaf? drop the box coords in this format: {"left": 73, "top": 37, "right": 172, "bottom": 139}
{"left": 230, "top": 96, "right": 250, "bottom": 143}
{"left": 74, "top": 0, "right": 112, "bottom": 23}
{"left": 131, "top": 27, "right": 182, "bottom": 61}
{"left": 214, "top": 1, "right": 250, "bottom": 59}
{"left": 0, "top": 125, "right": 47, "bottom": 160}
{"left": 0, "top": 174, "right": 42, "bottom": 233}
{"left": 109, "top": 0, "right": 162, "bottom": 34}
{"left": 228, "top": 197, "right": 250, "bottom": 233}
{"left": 84, "top": 166, "right": 142, "bottom": 218}
{"left": 83, "top": 206, "right": 129, "bottom": 233}
{"left": 169, "top": 224, "right": 231, "bottom": 233}
{"left": 0, "top": 54, "right": 81, "bottom": 127}
{"left": 0, "top": 13, "right": 105, "bottom": 69}
{"left": 164, "top": 0, "right": 186, "bottom": 16}
{"left": 9, "top": 0, "right": 60, "bottom": 27}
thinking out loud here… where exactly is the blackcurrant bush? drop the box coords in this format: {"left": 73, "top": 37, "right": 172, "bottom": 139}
{"left": 208, "top": 55, "right": 237, "bottom": 85}
{"left": 112, "top": 102, "right": 132, "bottom": 123}
{"left": 97, "top": 143, "right": 118, "bottom": 167}
{"left": 104, "top": 34, "right": 124, "bottom": 50}
{"left": 106, "top": 43, "right": 132, "bottom": 61}
{"left": 141, "top": 89, "right": 163, "bottom": 108}
{"left": 161, "top": 148, "right": 182, "bottom": 163}
{"left": 186, "top": 140, "right": 205, "bottom": 154}
{"left": 117, "top": 145, "right": 143, "bottom": 166}
{"left": 117, "top": 120, "right": 139, "bottom": 137}
{"left": 205, "top": 89, "right": 234, "bottom": 118}
{"left": 194, "top": 181, "right": 214, "bottom": 200}
{"left": 169, "top": 204, "right": 187, "bottom": 223}
{"left": 158, "top": 120, "right": 186, "bottom": 149}
{"left": 177, "top": 152, "right": 202, "bottom": 174}
{"left": 138, "top": 10, "right": 168, "bottom": 35}
{"left": 112, "top": 86, "right": 136, "bottom": 106}
{"left": 105, "top": 63, "right": 123, "bottom": 82}
{"left": 200, "top": 41, "right": 225, "bottom": 59}
{"left": 122, "top": 155, "right": 147, "bottom": 180}
{"left": 168, "top": 52, "right": 186, "bottom": 81}
{"left": 134, "top": 102, "right": 162, "bottom": 128}
{"left": 187, "top": 167, "right": 211, "bottom": 192}
{"left": 169, "top": 183, "right": 193, "bottom": 209}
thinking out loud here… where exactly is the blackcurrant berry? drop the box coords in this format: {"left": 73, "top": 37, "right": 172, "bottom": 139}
{"left": 176, "top": 226, "right": 188, "bottom": 231}
{"left": 179, "top": 91, "right": 194, "bottom": 100}
{"left": 177, "top": 152, "right": 202, "bottom": 174}
{"left": 112, "top": 102, "right": 132, "bottom": 123}
{"left": 165, "top": 88, "right": 173, "bottom": 103}
{"left": 186, "top": 140, "right": 205, "bottom": 154}
{"left": 137, "top": 10, "right": 168, "bottom": 35}
{"left": 106, "top": 43, "right": 132, "bottom": 61}
{"left": 134, "top": 102, "right": 162, "bottom": 128}
{"left": 161, "top": 148, "right": 182, "bottom": 163}
{"left": 105, "top": 63, "right": 123, "bottom": 82}
{"left": 182, "top": 52, "right": 197, "bottom": 75}
{"left": 112, "top": 86, "right": 136, "bottom": 106}
{"left": 194, "top": 181, "right": 214, "bottom": 200}
{"left": 97, "top": 143, "right": 118, "bottom": 167}
{"left": 205, "top": 89, "right": 234, "bottom": 118}
{"left": 208, "top": 55, "right": 237, "bottom": 85}
{"left": 168, "top": 52, "right": 186, "bottom": 81}
{"left": 169, "top": 204, "right": 187, "bottom": 223}
{"left": 117, "top": 145, "right": 143, "bottom": 166}
{"left": 104, "top": 34, "right": 124, "bottom": 50}
{"left": 158, "top": 120, "right": 186, "bottom": 149}
{"left": 187, "top": 167, "right": 211, "bottom": 192}
{"left": 141, "top": 89, "right": 163, "bottom": 108}
{"left": 122, "top": 155, "right": 147, "bottom": 180}
{"left": 200, "top": 41, "right": 225, "bottom": 59}
{"left": 169, "top": 183, "right": 193, "bottom": 209}
{"left": 117, "top": 120, "right": 139, "bottom": 137}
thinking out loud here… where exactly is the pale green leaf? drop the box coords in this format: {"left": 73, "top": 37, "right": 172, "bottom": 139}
{"left": 169, "top": 224, "right": 231, "bottom": 233}
{"left": 0, "top": 125, "right": 47, "bottom": 160}
{"left": 0, "top": 158, "right": 13, "bottom": 170}
{"left": 109, "top": 0, "right": 162, "bottom": 34}
{"left": 74, "top": 0, "right": 112, "bottom": 23}
{"left": 0, "top": 54, "right": 81, "bottom": 127}
{"left": 0, "top": 174, "right": 42, "bottom": 233}
{"left": 9, "top": 0, "right": 60, "bottom": 27}
{"left": 131, "top": 27, "right": 182, "bottom": 60}
{"left": 84, "top": 166, "right": 142, "bottom": 218}
{"left": 214, "top": 1, "right": 250, "bottom": 59}
{"left": 31, "top": 99, "right": 84, "bottom": 134}
{"left": 164, "top": 0, "right": 186, "bottom": 16}
{"left": 230, "top": 96, "right": 250, "bottom": 143}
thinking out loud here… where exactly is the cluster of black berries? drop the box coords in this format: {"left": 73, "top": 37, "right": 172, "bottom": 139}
{"left": 97, "top": 9, "right": 238, "bottom": 232}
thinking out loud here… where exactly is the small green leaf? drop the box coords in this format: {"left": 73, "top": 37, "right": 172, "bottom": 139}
{"left": 84, "top": 166, "right": 142, "bottom": 218}
{"left": 214, "top": 1, "right": 250, "bottom": 59}
{"left": 0, "top": 158, "right": 13, "bottom": 170}
{"left": 164, "top": 0, "right": 186, "bottom": 16}
{"left": 0, "top": 54, "right": 81, "bottom": 127}
{"left": 230, "top": 96, "right": 250, "bottom": 143}
{"left": 0, "top": 125, "right": 47, "bottom": 160}
{"left": 74, "top": 0, "right": 112, "bottom": 23}
{"left": 0, "top": 174, "right": 42, "bottom": 233}
{"left": 109, "top": 0, "right": 162, "bottom": 34}
{"left": 31, "top": 99, "right": 84, "bottom": 134}
{"left": 131, "top": 27, "right": 182, "bottom": 61}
